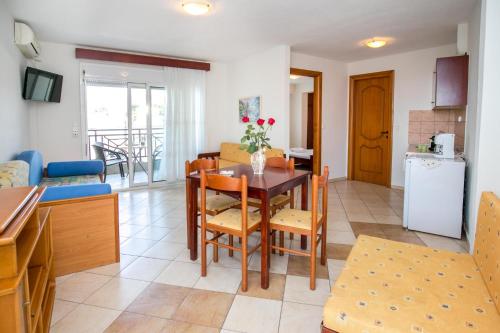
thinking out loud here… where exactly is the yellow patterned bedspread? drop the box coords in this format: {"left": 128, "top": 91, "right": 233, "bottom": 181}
{"left": 323, "top": 235, "right": 500, "bottom": 333}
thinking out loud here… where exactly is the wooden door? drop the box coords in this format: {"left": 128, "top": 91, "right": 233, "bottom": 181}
{"left": 306, "top": 92, "right": 314, "bottom": 149}
{"left": 349, "top": 71, "right": 393, "bottom": 186}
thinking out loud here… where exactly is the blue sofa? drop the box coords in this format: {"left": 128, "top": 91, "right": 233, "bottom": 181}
{"left": 3, "top": 150, "right": 120, "bottom": 276}
{"left": 16, "top": 150, "right": 112, "bottom": 201}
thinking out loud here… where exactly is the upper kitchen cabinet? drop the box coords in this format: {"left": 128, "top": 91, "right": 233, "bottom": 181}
{"left": 434, "top": 55, "right": 469, "bottom": 109}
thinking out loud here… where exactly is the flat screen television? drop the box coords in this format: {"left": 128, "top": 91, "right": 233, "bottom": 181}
{"left": 22, "top": 67, "right": 63, "bottom": 103}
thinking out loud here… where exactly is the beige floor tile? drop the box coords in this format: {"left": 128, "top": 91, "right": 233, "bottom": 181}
{"left": 287, "top": 255, "right": 329, "bottom": 279}
{"left": 86, "top": 254, "right": 137, "bottom": 276}
{"left": 327, "top": 230, "right": 356, "bottom": 245}
{"left": 84, "top": 277, "right": 150, "bottom": 310}
{"left": 56, "top": 272, "right": 112, "bottom": 303}
{"left": 104, "top": 311, "right": 167, "bottom": 333}
{"left": 416, "top": 232, "right": 467, "bottom": 252}
{"left": 346, "top": 212, "right": 376, "bottom": 223}
{"left": 278, "top": 301, "right": 323, "bottom": 333}
{"left": 161, "top": 226, "right": 189, "bottom": 244}
{"left": 133, "top": 226, "right": 172, "bottom": 240}
{"left": 155, "top": 261, "right": 201, "bottom": 288}
{"left": 249, "top": 252, "right": 289, "bottom": 274}
{"left": 120, "top": 238, "right": 158, "bottom": 256}
{"left": 325, "top": 243, "right": 352, "bottom": 260}
{"left": 161, "top": 320, "right": 220, "bottom": 333}
{"left": 237, "top": 271, "right": 285, "bottom": 301}
{"left": 143, "top": 240, "right": 186, "bottom": 260}
{"left": 119, "top": 224, "right": 146, "bottom": 238}
{"left": 222, "top": 295, "right": 282, "bottom": 333}
{"left": 209, "top": 246, "right": 251, "bottom": 269}
{"left": 328, "top": 220, "right": 352, "bottom": 232}
{"left": 152, "top": 216, "right": 184, "bottom": 229}
{"left": 283, "top": 275, "right": 330, "bottom": 306}
{"left": 175, "top": 244, "right": 213, "bottom": 264}
{"left": 119, "top": 257, "right": 171, "bottom": 281}
{"left": 173, "top": 289, "right": 234, "bottom": 328}
{"left": 327, "top": 259, "right": 346, "bottom": 285}
{"left": 55, "top": 273, "right": 74, "bottom": 285}
{"left": 368, "top": 206, "right": 397, "bottom": 216}
{"left": 373, "top": 214, "right": 402, "bottom": 225}
{"left": 51, "top": 304, "right": 121, "bottom": 333}
{"left": 194, "top": 265, "right": 242, "bottom": 293}
{"left": 50, "top": 299, "right": 78, "bottom": 327}
{"left": 126, "top": 283, "right": 191, "bottom": 318}
{"left": 120, "top": 237, "right": 129, "bottom": 244}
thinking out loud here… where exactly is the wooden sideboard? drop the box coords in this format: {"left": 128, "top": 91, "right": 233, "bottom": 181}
{"left": 0, "top": 186, "right": 55, "bottom": 333}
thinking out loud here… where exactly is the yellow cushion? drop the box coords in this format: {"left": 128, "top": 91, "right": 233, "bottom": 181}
{"left": 248, "top": 194, "right": 291, "bottom": 207}
{"left": 207, "top": 208, "right": 261, "bottom": 231}
{"left": 0, "top": 160, "right": 29, "bottom": 189}
{"left": 270, "top": 208, "right": 322, "bottom": 231}
{"left": 198, "top": 195, "right": 240, "bottom": 213}
{"left": 219, "top": 142, "right": 284, "bottom": 165}
{"left": 218, "top": 159, "right": 240, "bottom": 169}
{"left": 473, "top": 192, "right": 500, "bottom": 314}
{"left": 323, "top": 235, "right": 500, "bottom": 333}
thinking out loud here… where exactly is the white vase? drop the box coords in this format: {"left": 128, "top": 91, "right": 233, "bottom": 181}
{"left": 250, "top": 149, "right": 266, "bottom": 175}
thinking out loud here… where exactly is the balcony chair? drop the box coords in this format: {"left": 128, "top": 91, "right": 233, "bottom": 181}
{"left": 92, "top": 142, "right": 129, "bottom": 182}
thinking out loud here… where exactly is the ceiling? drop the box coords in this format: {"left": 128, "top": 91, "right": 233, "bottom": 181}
{"left": 5, "top": 0, "right": 476, "bottom": 62}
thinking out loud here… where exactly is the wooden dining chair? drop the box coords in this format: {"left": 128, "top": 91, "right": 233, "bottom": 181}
{"left": 185, "top": 159, "right": 240, "bottom": 255}
{"left": 200, "top": 170, "right": 262, "bottom": 291}
{"left": 270, "top": 166, "right": 329, "bottom": 290}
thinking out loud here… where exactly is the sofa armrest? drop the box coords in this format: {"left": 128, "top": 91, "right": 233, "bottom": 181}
{"left": 47, "top": 160, "right": 104, "bottom": 178}
{"left": 197, "top": 152, "right": 220, "bottom": 160}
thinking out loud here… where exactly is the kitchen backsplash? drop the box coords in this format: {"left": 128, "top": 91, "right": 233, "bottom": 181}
{"left": 408, "top": 109, "right": 465, "bottom": 152}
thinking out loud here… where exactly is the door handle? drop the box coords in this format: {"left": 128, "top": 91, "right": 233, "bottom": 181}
{"left": 380, "top": 130, "right": 389, "bottom": 134}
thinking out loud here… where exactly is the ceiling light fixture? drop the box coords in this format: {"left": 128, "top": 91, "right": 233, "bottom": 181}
{"left": 289, "top": 74, "right": 300, "bottom": 80}
{"left": 366, "top": 39, "right": 387, "bottom": 48}
{"left": 182, "top": 1, "right": 211, "bottom": 16}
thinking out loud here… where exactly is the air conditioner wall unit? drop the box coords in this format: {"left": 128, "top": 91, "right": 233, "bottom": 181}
{"left": 14, "top": 22, "right": 41, "bottom": 59}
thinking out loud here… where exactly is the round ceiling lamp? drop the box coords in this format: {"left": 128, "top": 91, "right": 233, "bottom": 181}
{"left": 182, "top": 1, "right": 211, "bottom": 15}
{"left": 365, "top": 39, "right": 387, "bottom": 48}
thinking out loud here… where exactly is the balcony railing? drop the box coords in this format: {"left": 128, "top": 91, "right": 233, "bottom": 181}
{"left": 87, "top": 128, "right": 164, "bottom": 162}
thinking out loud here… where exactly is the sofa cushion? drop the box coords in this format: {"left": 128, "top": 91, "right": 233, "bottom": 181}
{"left": 218, "top": 159, "right": 241, "bottom": 169}
{"left": 40, "top": 183, "right": 112, "bottom": 202}
{"left": 16, "top": 150, "right": 43, "bottom": 186}
{"left": 47, "top": 160, "right": 104, "bottom": 177}
{"left": 323, "top": 235, "right": 500, "bottom": 333}
{"left": 0, "top": 161, "right": 29, "bottom": 188}
{"left": 219, "top": 142, "right": 284, "bottom": 165}
{"left": 40, "top": 175, "right": 102, "bottom": 187}
{"left": 473, "top": 192, "right": 500, "bottom": 314}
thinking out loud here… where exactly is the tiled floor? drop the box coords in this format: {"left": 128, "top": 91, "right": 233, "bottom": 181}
{"left": 51, "top": 180, "right": 469, "bottom": 333}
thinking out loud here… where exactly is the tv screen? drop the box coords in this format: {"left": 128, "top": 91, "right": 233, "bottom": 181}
{"left": 22, "top": 67, "right": 63, "bottom": 103}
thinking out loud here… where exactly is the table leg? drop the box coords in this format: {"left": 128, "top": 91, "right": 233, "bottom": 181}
{"left": 189, "top": 180, "right": 199, "bottom": 261}
{"left": 260, "top": 191, "right": 271, "bottom": 289}
{"left": 301, "top": 178, "right": 308, "bottom": 250}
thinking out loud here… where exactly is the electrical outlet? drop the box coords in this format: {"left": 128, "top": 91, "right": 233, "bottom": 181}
{"left": 72, "top": 127, "right": 80, "bottom": 137}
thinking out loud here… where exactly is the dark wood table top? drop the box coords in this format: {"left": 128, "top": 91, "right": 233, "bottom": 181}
{"left": 187, "top": 164, "right": 310, "bottom": 191}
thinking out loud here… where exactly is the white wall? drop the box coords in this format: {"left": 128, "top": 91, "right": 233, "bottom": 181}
{"left": 290, "top": 53, "right": 348, "bottom": 180}
{"left": 206, "top": 45, "right": 291, "bottom": 152}
{"left": 28, "top": 42, "right": 82, "bottom": 162}
{"left": 0, "top": 2, "right": 30, "bottom": 161}
{"left": 347, "top": 44, "right": 457, "bottom": 187}
{"left": 464, "top": 0, "right": 500, "bottom": 249}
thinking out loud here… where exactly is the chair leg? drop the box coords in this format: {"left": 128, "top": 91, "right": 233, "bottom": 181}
{"left": 119, "top": 163, "right": 125, "bottom": 178}
{"left": 279, "top": 231, "right": 285, "bottom": 256}
{"left": 310, "top": 235, "right": 317, "bottom": 290}
{"left": 290, "top": 232, "right": 294, "bottom": 240}
{"left": 201, "top": 222, "right": 207, "bottom": 277}
{"left": 229, "top": 235, "right": 234, "bottom": 257}
{"left": 321, "top": 223, "right": 327, "bottom": 266}
{"left": 239, "top": 237, "right": 242, "bottom": 244}
{"left": 241, "top": 234, "right": 248, "bottom": 292}
{"left": 213, "top": 231, "right": 219, "bottom": 263}
{"left": 272, "top": 231, "right": 276, "bottom": 254}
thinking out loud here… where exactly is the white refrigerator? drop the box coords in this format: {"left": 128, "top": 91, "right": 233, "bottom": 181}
{"left": 403, "top": 153, "right": 465, "bottom": 238}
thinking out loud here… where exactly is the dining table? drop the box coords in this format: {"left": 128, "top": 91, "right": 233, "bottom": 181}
{"left": 186, "top": 164, "right": 311, "bottom": 289}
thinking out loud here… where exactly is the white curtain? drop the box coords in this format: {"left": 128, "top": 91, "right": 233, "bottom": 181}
{"left": 158, "top": 67, "right": 206, "bottom": 181}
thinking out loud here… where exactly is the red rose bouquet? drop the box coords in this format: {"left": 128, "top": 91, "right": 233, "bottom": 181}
{"left": 240, "top": 117, "right": 276, "bottom": 154}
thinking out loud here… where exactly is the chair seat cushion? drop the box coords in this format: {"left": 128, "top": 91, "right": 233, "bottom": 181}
{"left": 248, "top": 194, "right": 291, "bottom": 207}
{"left": 199, "top": 195, "right": 240, "bottom": 213}
{"left": 323, "top": 235, "right": 500, "bottom": 333}
{"left": 40, "top": 175, "right": 102, "bottom": 187}
{"left": 207, "top": 208, "right": 261, "bottom": 231}
{"left": 270, "top": 208, "right": 321, "bottom": 231}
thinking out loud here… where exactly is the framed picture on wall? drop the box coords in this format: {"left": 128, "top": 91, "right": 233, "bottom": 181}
{"left": 239, "top": 96, "right": 261, "bottom": 122}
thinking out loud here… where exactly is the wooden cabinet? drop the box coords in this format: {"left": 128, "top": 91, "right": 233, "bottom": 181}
{"left": 0, "top": 187, "right": 55, "bottom": 333}
{"left": 434, "top": 55, "right": 469, "bottom": 109}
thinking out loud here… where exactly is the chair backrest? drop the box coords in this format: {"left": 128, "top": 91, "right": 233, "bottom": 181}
{"left": 311, "top": 166, "right": 329, "bottom": 230}
{"left": 185, "top": 158, "right": 219, "bottom": 175}
{"left": 266, "top": 156, "right": 294, "bottom": 170}
{"left": 200, "top": 170, "right": 249, "bottom": 230}
{"left": 473, "top": 192, "right": 500, "bottom": 314}
{"left": 92, "top": 143, "right": 106, "bottom": 162}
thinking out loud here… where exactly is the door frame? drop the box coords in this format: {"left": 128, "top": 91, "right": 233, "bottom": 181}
{"left": 347, "top": 70, "right": 394, "bottom": 187}
{"left": 290, "top": 67, "right": 323, "bottom": 175}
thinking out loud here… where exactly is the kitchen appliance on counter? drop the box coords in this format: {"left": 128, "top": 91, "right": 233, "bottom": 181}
{"left": 403, "top": 152, "right": 465, "bottom": 238}
{"left": 434, "top": 133, "right": 455, "bottom": 158}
